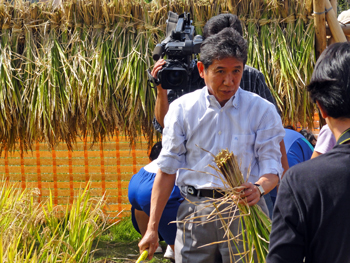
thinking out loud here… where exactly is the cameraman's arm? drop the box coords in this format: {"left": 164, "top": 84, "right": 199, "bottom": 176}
{"left": 155, "top": 86, "right": 168, "bottom": 129}
{"left": 152, "top": 59, "right": 168, "bottom": 129}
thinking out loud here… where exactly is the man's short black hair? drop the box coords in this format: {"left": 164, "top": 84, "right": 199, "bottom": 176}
{"left": 149, "top": 141, "right": 162, "bottom": 161}
{"left": 200, "top": 27, "right": 247, "bottom": 69}
{"left": 307, "top": 42, "right": 350, "bottom": 119}
{"left": 203, "top": 13, "right": 243, "bottom": 39}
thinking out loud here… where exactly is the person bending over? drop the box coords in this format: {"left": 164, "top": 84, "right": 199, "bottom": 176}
{"left": 128, "top": 142, "right": 181, "bottom": 260}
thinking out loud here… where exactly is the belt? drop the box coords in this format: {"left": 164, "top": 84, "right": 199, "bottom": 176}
{"left": 187, "top": 186, "right": 225, "bottom": 199}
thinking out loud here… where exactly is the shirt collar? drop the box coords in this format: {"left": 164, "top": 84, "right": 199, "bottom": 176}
{"left": 204, "top": 86, "right": 240, "bottom": 109}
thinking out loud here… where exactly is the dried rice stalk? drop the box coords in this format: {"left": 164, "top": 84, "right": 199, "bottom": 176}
{"left": 179, "top": 148, "right": 271, "bottom": 263}
{"left": 212, "top": 149, "right": 271, "bottom": 263}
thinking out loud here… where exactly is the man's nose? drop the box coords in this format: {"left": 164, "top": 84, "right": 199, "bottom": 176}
{"left": 223, "top": 73, "right": 235, "bottom": 85}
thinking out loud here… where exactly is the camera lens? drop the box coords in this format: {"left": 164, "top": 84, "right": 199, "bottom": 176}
{"left": 165, "top": 70, "right": 186, "bottom": 87}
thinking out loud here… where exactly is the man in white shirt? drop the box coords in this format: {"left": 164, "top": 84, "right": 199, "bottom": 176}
{"left": 139, "top": 23, "right": 285, "bottom": 262}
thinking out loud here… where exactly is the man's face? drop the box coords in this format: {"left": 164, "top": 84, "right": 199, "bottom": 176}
{"left": 198, "top": 57, "right": 244, "bottom": 107}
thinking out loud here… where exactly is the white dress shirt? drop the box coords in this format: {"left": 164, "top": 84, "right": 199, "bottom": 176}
{"left": 157, "top": 87, "right": 285, "bottom": 189}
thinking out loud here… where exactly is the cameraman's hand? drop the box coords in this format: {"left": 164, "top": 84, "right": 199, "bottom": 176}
{"left": 151, "top": 59, "right": 166, "bottom": 79}
{"left": 153, "top": 59, "right": 168, "bottom": 128}
{"left": 152, "top": 59, "right": 167, "bottom": 93}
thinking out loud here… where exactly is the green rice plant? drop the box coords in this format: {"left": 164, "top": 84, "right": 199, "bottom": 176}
{"left": 0, "top": 182, "right": 111, "bottom": 262}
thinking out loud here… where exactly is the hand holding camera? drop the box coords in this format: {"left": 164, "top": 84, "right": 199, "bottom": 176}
{"left": 148, "top": 11, "right": 203, "bottom": 91}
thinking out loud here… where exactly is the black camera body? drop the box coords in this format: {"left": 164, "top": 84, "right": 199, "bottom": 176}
{"left": 152, "top": 12, "right": 203, "bottom": 90}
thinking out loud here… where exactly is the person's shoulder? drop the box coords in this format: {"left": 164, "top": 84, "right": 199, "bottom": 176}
{"left": 171, "top": 88, "right": 203, "bottom": 104}
{"left": 239, "top": 88, "right": 274, "bottom": 108}
{"left": 243, "top": 65, "right": 262, "bottom": 75}
{"left": 284, "top": 128, "right": 304, "bottom": 141}
{"left": 282, "top": 157, "right": 319, "bottom": 190}
{"left": 285, "top": 146, "right": 347, "bottom": 182}
{"left": 314, "top": 124, "right": 336, "bottom": 153}
{"left": 319, "top": 124, "right": 331, "bottom": 135}
{"left": 169, "top": 87, "right": 205, "bottom": 113}
{"left": 144, "top": 160, "right": 159, "bottom": 173}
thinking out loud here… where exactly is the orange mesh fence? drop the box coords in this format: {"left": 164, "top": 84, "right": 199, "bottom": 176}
{"left": 0, "top": 114, "right": 322, "bottom": 221}
{"left": 0, "top": 135, "right": 150, "bottom": 221}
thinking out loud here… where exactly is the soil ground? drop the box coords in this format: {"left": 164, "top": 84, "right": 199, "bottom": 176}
{"left": 93, "top": 240, "right": 173, "bottom": 263}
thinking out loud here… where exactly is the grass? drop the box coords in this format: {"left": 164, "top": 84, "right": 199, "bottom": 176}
{"left": 95, "top": 217, "right": 172, "bottom": 263}
{"left": 0, "top": 181, "right": 173, "bottom": 262}
{"left": 0, "top": 182, "right": 111, "bottom": 262}
{"left": 99, "top": 217, "right": 142, "bottom": 243}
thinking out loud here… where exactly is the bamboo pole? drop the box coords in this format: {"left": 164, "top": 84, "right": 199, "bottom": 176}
{"left": 314, "top": 0, "right": 327, "bottom": 59}
{"left": 330, "top": 0, "right": 337, "bottom": 12}
{"left": 327, "top": 0, "right": 337, "bottom": 45}
{"left": 326, "top": 24, "right": 350, "bottom": 35}
{"left": 325, "top": 0, "right": 347, "bottom": 42}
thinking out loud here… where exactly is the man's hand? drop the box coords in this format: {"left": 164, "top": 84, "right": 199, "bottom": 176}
{"left": 138, "top": 229, "right": 159, "bottom": 260}
{"left": 237, "top": 174, "right": 279, "bottom": 206}
{"left": 138, "top": 170, "right": 176, "bottom": 259}
{"left": 239, "top": 182, "right": 261, "bottom": 206}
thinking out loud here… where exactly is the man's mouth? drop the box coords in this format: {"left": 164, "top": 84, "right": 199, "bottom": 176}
{"left": 221, "top": 90, "right": 234, "bottom": 94}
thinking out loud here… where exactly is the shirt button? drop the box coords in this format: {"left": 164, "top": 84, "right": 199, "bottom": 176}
{"left": 218, "top": 131, "right": 222, "bottom": 135}
{"left": 220, "top": 109, "right": 223, "bottom": 113}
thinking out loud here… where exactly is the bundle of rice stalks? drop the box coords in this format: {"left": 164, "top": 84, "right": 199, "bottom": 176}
{"left": 179, "top": 147, "right": 271, "bottom": 262}
{"left": 212, "top": 149, "right": 271, "bottom": 262}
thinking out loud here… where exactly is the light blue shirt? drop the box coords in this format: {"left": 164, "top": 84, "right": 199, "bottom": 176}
{"left": 157, "top": 87, "right": 285, "bottom": 189}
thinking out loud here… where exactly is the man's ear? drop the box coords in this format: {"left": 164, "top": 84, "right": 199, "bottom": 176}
{"left": 197, "top": 61, "right": 205, "bottom": 79}
{"left": 316, "top": 100, "right": 328, "bottom": 119}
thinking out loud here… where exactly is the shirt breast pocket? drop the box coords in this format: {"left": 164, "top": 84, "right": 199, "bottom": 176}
{"left": 230, "top": 134, "right": 256, "bottom": 175}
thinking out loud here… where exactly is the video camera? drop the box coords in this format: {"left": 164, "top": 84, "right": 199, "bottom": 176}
{"left": 151, "top": 11, "right": 203, "bottom": 90}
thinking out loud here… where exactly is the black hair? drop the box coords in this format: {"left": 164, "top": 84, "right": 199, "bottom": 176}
{"left": 149, "top": 141, "right": 162, "bottom": 161}
{"left": 307, "top": 42, "right": 350, "bottom": 119}
{"left": 203, "top": 13, "right": 243, "bottom": 39}
{"left": 299, "top": 129, "right": 317, "bottom": 147}
{"left": 200, "top": 27, "right": 247, "bottom": 69}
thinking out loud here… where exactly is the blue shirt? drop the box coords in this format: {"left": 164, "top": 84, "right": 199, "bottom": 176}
{"left": 270, "top": 129, "right": 313, "bottom": 198}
